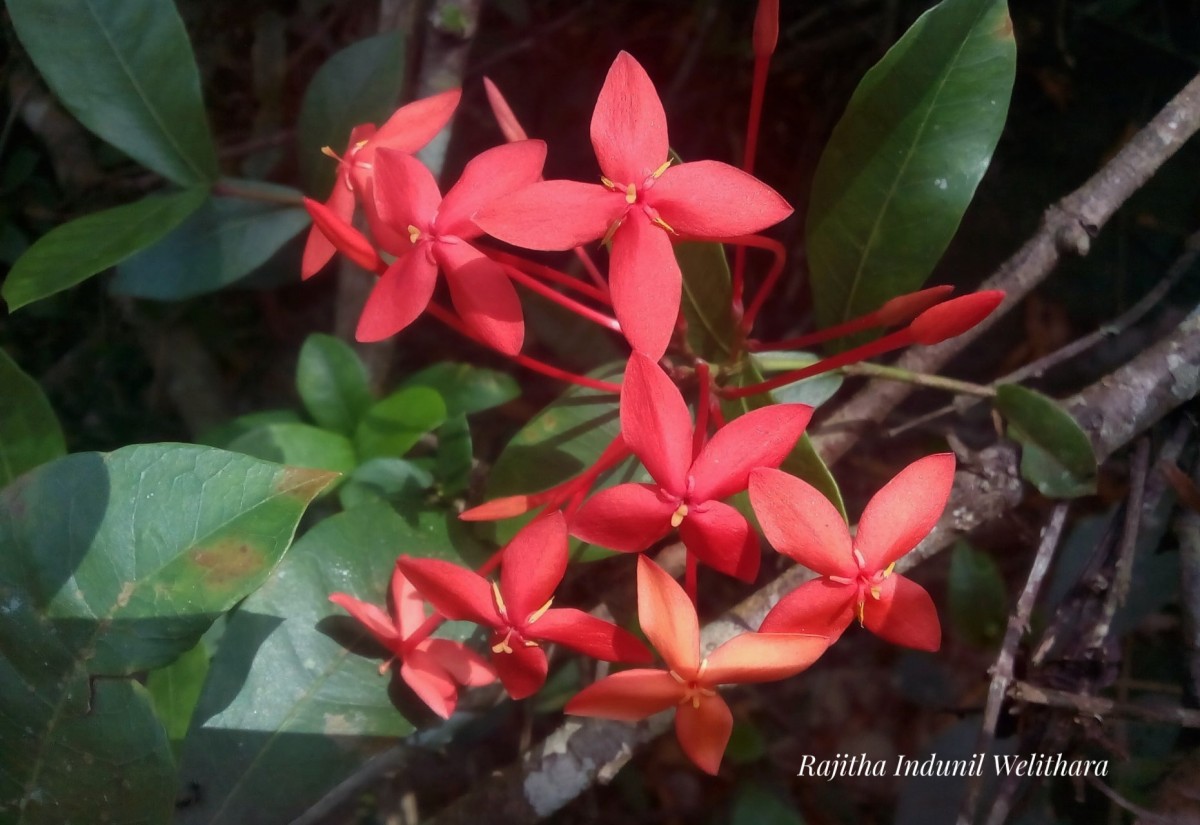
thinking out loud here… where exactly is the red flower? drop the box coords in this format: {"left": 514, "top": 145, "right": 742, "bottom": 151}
{"left": 566, "top": 557, "right": 828, "bottom": 774}
{"left": 570, "top": 353, "right": 812, "bottom": 581}
{"left": 396, "top": 512, "right": 652, "bottom": 699}
{"left": 750, "top": 454, "right": 954, "bottom": 651}
{"left": 329, "top": 564, "right": 496, "bottom": 719}
{"left": 302, "top": 89, "right": 461, "bottom": 278}
{"left": 476, "top": 52, "right": 792, "bottom": 359}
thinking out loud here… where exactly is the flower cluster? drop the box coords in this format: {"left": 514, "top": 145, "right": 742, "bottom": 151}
{"left": 311, "top": 39, "right": 1001, "bottom": 774}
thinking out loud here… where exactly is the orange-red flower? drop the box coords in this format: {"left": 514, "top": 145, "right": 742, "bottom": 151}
{"left": 566, "top": 557, "right": 828, "bottom": 774}
{"left": 751, "top": 454, "right": 954, "bottom": 651}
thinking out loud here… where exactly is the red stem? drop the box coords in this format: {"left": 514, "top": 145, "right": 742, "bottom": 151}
{"left": 499, "top": 262, "right": 622, "bottom": 333}
{"left": 732, "top": 55, "right": 772, "bottom": 318}
{"left": 709, "top": 395, "right": 728, "bottom": 428}
{"left": 693, "top": 362, "right": 711, "bottom": 460}
{"left": 484, "top": 248, "right": 611, "bottom": 305}
{"left": 749, "top": 315, "right": 880, "bottom": 352}
{"left": 426, "top": 302, "right": 622, "bottom": 392}
{"left": 718, "top": 234, "right": 787, "bottom": 336}
{"left": 572, "top": 247, "right": 609, "bottom": 293}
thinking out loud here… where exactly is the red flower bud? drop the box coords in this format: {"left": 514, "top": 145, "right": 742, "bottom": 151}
{"left": 908, "top": 290, "right": 1004, "bottom": 345}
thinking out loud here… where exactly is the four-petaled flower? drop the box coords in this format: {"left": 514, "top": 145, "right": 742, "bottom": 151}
{"left": 397, "top": 511, "right": 652, "bottom": 699}
{"left": 570, "top": 352, "right": 812, "bottom": 581}
{"left": 566, "top": 556, "right": 828, "bottom": 774}
{"left": 476, "top": 52, "right": 793, "bottom": 358}
{"left": 329, "top": 564, "right": 496, "bottom": 719}
{"left": 750, "top": 454, "right": 954, "bottom": 651}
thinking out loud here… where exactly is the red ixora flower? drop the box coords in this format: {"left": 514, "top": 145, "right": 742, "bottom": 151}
{"left": 476, "top": 52, "right": 793, "bottom": 359}
{"left": 302, "top": 89, "right": 461, "bottom": 279}
{"left": 570, "top": 353, "right": 812, "bottom": 582}
{"left": 397, "top": 512, "right": 652, "bottom": 699}
{"left": 566, "top": 557, "right": 828, "bottom": 775}
{"left": 750, "top": 454, "right": 955, "bottom": 651}
{"left": 329, "top": 564, "right": 496, "bottom": 719}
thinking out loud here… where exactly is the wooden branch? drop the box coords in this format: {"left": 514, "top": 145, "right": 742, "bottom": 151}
{"left": 1009, "top": 680, "right": 1200, "bottom": 728}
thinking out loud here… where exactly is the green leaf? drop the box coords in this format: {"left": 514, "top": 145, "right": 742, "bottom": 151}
{"left": 146, "top": 639, "right": 210, "bottom": 757}
{"left": 6, "top": 0, "right": 218, "bottom": 185}
{"left": 355, "top": 387, "right": 447, "bottom": 461}
{"left": 0, "top": 445, "right": 333, "bottom": 822}
{"left": 677, "top": 240, "right": 736, "bottom": 362}
{"left": 111, "top": 193, "right": 309, "bottom": 300}
{"left": 400, "top": 362, "right": 520, "bottom": 416}
{"left": 751, "top": 351, "right": 844, "bottom": 408}
{"left": 198, "top": 409, "right": 303, "bottom": 449}
{"left": 298, "top": 31, "right": 406, "bottom": 195}
{"left": 337, "top": 458, "right": 434, "bottom": 510}
{"left": 0, "top": 349, "right": 66, "bottom": 486}
{"left": 436, "top": 414, "right": 474, "bottom": 496}
{"left": 175, "top": 502, "right": 473, "bottom": 825}
{"left": 722, "top": 358, "right": 846, "bottom": 519}
{"left": 3, "top": 188, "right": 207, "bottom": 310}
{"left": 226, "top": 423, "right": 357, "bottom": 476}
{"left": 994, "top": 384, "right": 1098, "bottom": 498}
{"left": 295, "top": 334, "right": 373, "bottom": 436}
{"left": 947, "top": 541, "right": 1008, "bottom": 647}
{"left": 806, "top": 0, "right": 1015, "bottom": 338}
{"left": 730, "top": 782, "right": 805, "bottom": 825}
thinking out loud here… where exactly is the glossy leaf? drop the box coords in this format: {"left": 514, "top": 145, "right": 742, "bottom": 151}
{"left": 751, "top": 351, "right": 844, "bottom": 408}
{"left": 995, "top": 384, "right": 1097, "bottom": 498}
{"left": 298, "top": 32, "right": 406, "bottom": 194}
{"left": 0, "top": 445, "right": 333, "bottom": 821}
{"left": 198, "top": 410, "right": 303, "bottom": 449}
{"left": 295, "top": 334, "right": 374, "bottom": 436}
{"left": 146, "top": 639, "right": 210, "bottom": 756}
{"left": 355, "top": 387, "right": 447, "bottom": 461}
{"left": 947, "top": 541, "right": 1007, "bottom": 647}
{"left": 175, "top": 502, "right": 476, "bottom": 825}
{"left": 337, "top": 458, "right": 434, "bottom": 510}
{"left": 226, "top": 423, "right": 357, "bottom": 476}
{"left": 400, "top": 362, "right": 520, "bottom": 416}
{"left": 111, "top": 192, "right": 309, "bottom": 300}
{"left": 436, "top": 414, "right": 474, "bottom": 496}
{"left": 3, "top": 188, "right": 208, "bottom": 310}
{"left": 677, "top": 240, "right": 736, "bottom": 362}
{"left": 807, "top": 0, "right": 1015, "bottom": 338}
{"left": 0, "top": 349, "right": 65, "bottom": 486}
{"left": 6, "top": 0, "right": 218, "bottom": 186}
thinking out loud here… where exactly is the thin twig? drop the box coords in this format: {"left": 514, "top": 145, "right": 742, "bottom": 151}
{"left": 1088, "top": 777, "right": 1174, "bottom": 825}
{"left": 840, "top": 362, "right": 997, "bottom": 398}
{"left": 1009, "top": 680, "right": 1200, "bottom": 728}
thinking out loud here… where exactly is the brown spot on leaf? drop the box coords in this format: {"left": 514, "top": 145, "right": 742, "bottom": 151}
{"left": 275, "top": 466, "right": 339, "bottom": 501}
{"left": 994, "top": 10, "right": 1013, "bottom": 39}
{"left": 190, "top": 538, "right": 267, "bottom": 588}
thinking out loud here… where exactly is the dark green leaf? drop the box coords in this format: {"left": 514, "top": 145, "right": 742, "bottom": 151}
{"left": 226, "top": 423, "right": 357, "bottom": 476}
{"left": 146, "top": 639, "right": 210, "bottom": 757}
{"left": 730, "top": 782, "right": 805, "bottom": 825}
{"left": 995, "top": 384, "right": 1097, "bottom": 498}
{"left": 725, "top": 722, "right": 768, "bottom": 765}
{"left": 0, "top": 445, "right": 333, "bottom": 821}
{"left": 6, "top": 0, "right": 218, "bottom": 185}
{"left": 807, "top": 0, "right": 1015, "bottom": 338}
{"left": 436, "top": 414, "right": 474, "bottom": 496}
{"left": 198, "top": 409, "right": 304, "bottom": 449}
{"left": 751, "top": 351, "right": 844, "bottom": 408}
{"left": 400, "top": 362, "right": 520, "bottom": 416}
{"left": 947, "top": 541, "right": 1008, "bottom": 647}
{"left": 295, "top": 334, "right": 373, "bottom": 436}
{"left": 298, "top": 32, "right": 406, "bottom": 194}
{"left": 3, "top": 188, "right": 207, "bottom": 310}
{"left": 355, "top": 387, "right": 447, "bottom": 460}
{"left": 0, "top": 349, "right": 65, "bottom": 486}
{"left": 337, "top": 458, "right": 434, "bottom": 510}
{"left": 677, "top": 240, "right": 736, "bottom": 362}
{"left": 111, "top": 192, "right": 309, "bottom": 300}
{"left": 176, "top": 502, "right": 473, "bottom": 825}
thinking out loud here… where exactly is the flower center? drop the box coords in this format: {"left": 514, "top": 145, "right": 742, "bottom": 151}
{"left": 488, "top": 581, "right": 552, "bottom": 654}
{"left": 598, "top": 160, "right": 677, "bottom": 241}
{"left": 669, "top": 659, "right": 716, "bottom": 708}
{"left": 827, "top": 551, "right": 897, "bottom": 624}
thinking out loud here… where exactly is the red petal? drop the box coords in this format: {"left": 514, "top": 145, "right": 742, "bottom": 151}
{"left": 416, "top": 638, "right": 497, "bottom": 687}
{"left": 301, "top": 182, "right": 357, "bottom": 279}
{"left": 590, "top": 52, "right": 669, "bottom": 185}
{"left": 564, "top": 669, "right": 683, "bottom": 720}
{"left": 492, "top": 638, "right": 548, "bottom": 700}
{"left": 677, "top": 501, "right": 760, "bottom": 582}
{"left": 368, "top": 148, "right": 442, "bottom": 244}
{"left": 637, "top": 557, "right": 700, "bottom": 676}
{"left": 620, "top": 353, "right": 692, "bottom": 496}
{"left": 703, "top": 632, "right": 829, "bottom": 684}
{"left": 437, "top": 140, "right": 547, "bottom": 238}
{"left": 874, "top": 285, "right": 955, "bottom": 326}
{"left": 748, "top": 468, "right": 856, "bottom": 577}
{"left": 500, "top": 511, "right": 568, "bottom": 626}
{"left": 475, "top": 180, "right": 624, "bottom": 250}
{"left": 609, "top": 216, "right": 680, "bottom": 359}
{"left": 390, "top": 566, "right": 427, "bottom": 638}
{"left": 304, "top": 197, "right": 382, "bottom": 273}
{"left": 570, "top": 483, "right": 676, "bottom": 552}
{"left": 395, "top": 556, "right": 501, "bottom": 628}
{"left": 355, "top": 250, "right": 438, "bottom": 343}
{"left": 650, "top": 160, "right": 792, "bottom": 238}
{"left": 328, "top": 593, "right": 402, "bottom": 650}
{"left": 690, "top": 404, "right": 813, "bottom": 502}
{"left": 675, "top": 695, "right": 733, "bottom": 776}
{"left": 863, "top": 575, "right": 942, "bottom": 652}
{"left": 908, "top": 290, "right": 1004, "bottom": 344}
{"left": 362, "top": 89, "right": 461, "bottom": 159}
{"left": 758, "top": 578, "right": 856, "bottom": 641}
{"left": 400, "top": 650, "right": 459, "bottom": 718}
{"left": 532, "top": 608, "right": 653, "bottom": 664}
{"left": 855, "top": 453, "right": 955, "bottom": 571}
{"left": 436, "top": 241, "right": 524, "bottom": 355}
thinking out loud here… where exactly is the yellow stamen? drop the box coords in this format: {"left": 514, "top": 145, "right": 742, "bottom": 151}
{"left": 600, "top": 176, "right": 617, "bottom": 191}
{"left": 828, "top": 575, "right": 853, "bottom": 585}
{"left": 697, "top": 658, "right": 709, "bottom": 679}
{"left": 491, "top": 635, "right": 513, "bottom": 654}
{"left": 853, "top": 548, "right": 867, "bottom": 568}
{"left": 651, "top": 215, "right": 676, "bottom": 234}
{"left": 320, "top": 145, "right": 341, "bottom": 160}
{"left": 883, "top": 562, "right": 896, "bottom": 577}
{"left": 624, "top": 183, "right": 638, "bottom": 204}
{"left": 670, "top": 502, "right": 689, "bottom": 528}
{"left": 869, "top": 586, "right": 882, "bottom": 600}
{"left": 691, "top": 696, "right": 701, "bottom": 709}
{"left": 652, "top": 160, "right": 672, "bottom": 178}
{"left": 408, "top": 225, "right": 422, "bottom": 244}
{"left": 523, "top": 639, "right": 539, "bottom": 647}
{"left": 491, "top": 580, "right": 507, "bottom": 617}
{"left": 526, "top": 598, "right": 554, "bottom": 625}
{"left": 856, "top": 599, "right": 866, "bottom": 625}
{"left": 378, "top": 658, "right": 394, "bottom": 675}
{"left": 601, "top": 217, "right": 624, "bottom": 247}
{"left": 353, "top": 139, "right": 369, "bottom": 151}
{"left": 669, "top": 670, "right": 686, "bottom": 684}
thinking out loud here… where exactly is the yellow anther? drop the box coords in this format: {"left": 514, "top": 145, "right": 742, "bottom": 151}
{"left": 691, "top": 695, "right": 701, "bottom": 709}
{"left": 669, "top": 670, "right": 686, "bottom": 684}
{"left": 856, "top": 600, "right": 866, "bottom": 625}
{"left": 651, "top": 215, "right": 676, "bottom": 235}
{"left": 320, "top": 145, "right": 341, "bottom": 160}
{"left": 697, "top": 658, "right": 709, "bottom": 679}
{"left": 600, "top": 176, "right": 617, "bottom": 191}
{"left": 869, "top": 586, "right": 882, "bottom": 600}
{"left": 491, "top": 636, "right": 513, "bottom": 654}
{"left": 601, "top": 217, "right": 624, "bottom": 247}
{"left": 354, "top": 139, "right": 369, "bottom": 151}
{"left": 652, "top": 160, "right": 672, "bottom": 178}
{"left": 883, "top": 562, "right": 896, "bottom": 578}
{"left": 407, "top": 225, "right": 422, "bottom": 244}
{"left": 624, "top": 183, "right": 638, "bottom": 204}
{"left": 491, "top": 580, "right": 507, "bottom": 617}
{"left": 670, "top": 502, "right": 689, "bottom": 528}
{"left": 828, "top": 575, "right": 853, "bottom": 585}
{"left": 526, "top": 598, "right": 554, "bottom": 625}
{"left": 853, "top": 548, "right": 867, "bottom": 568}
{"left": 523, "top": 639, "right": 539, "bottom": 648}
